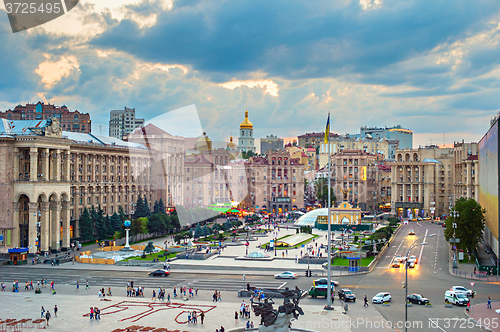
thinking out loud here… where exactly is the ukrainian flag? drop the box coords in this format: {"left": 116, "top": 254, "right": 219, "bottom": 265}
{"left": 324, "top": 113, "right": 330, "bottom": 143}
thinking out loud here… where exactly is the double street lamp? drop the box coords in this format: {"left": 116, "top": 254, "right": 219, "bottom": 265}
{"left": 405, "top": 234, "right": 436, "bottom": 332}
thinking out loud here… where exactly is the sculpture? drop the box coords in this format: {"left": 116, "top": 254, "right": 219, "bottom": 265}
{"left": 340, "top": 188, "right": 350, "bottom": 201}
{"left": 251, "top": 286, "right": 304, "bottom": 332}
{"left": 45, "top": 117, "right": 62, "bottom": 137}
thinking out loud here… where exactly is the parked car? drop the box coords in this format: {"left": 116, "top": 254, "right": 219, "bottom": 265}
{"left": 338, "top": 288, "right": 356, "bottom": 302}
{"left": 445, "top": 290, "right": 470, "bottom": 306}
{"left": 408, "top": 229, "right": 415, "bottom": 235}
{"left": 406, "top": 293, "right": 429, "bottom": 305}
{"left": 372, "top": 292, "right": 392, "bottom": 304}
{"left": 451, "top": 286, "right": 475, "bottom": 297}
{"left": 274, "top": 271, "right": 297, "bottom": 279}
{"left": 148, "top": 269, "right": 170, "bottom": 277}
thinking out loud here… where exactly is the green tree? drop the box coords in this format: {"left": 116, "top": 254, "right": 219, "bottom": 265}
{"left": 194, "top": 224, "right": 203, "bottom": 238}
{"left": 315, "top": 178, "right": 336, "bottom": 207}
{"left": 154, "top": 199, "right": 166, "bottom": 214}
{"left": 110, "top": 213, "right": 122, "bottom": 234}
{"left": 144, "top": 197, "right": 151, "bottom": 217}
{"left": 143, "top": 241, "right": 155, "bottom": 255}
{"left": 242, "top": 150, "right": 257, "bottom": 159}
{"left": 388, "top": 217, "right": 400, "bottom": 228}
{"left": 444, "top": 198, "right": 485, "bottom": 258}
{"left": 202, "top": 225, "right": 210, "bottom": 237}
{"left": 133, "top": 196, "right": 148, "bottom": 219}
{"left": 147, "top": 213, "right": 165, "bottom": 235}
{"left": 224, "top": 220, "right": 233, "bottom": 231}
{"left": 130, "top": 218, "right": 147, "bottom": 236}
{"left": 79, "top": 208, "right": 94, "bottom": 241}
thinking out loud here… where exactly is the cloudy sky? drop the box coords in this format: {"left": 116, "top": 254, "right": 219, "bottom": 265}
{"left": 1, "top": 0, "right": 500, "bottom": 147}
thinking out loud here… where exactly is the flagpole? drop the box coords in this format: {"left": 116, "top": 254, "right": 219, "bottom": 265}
{"left": 326, "top": 112, "right": 333, "bottom": 310}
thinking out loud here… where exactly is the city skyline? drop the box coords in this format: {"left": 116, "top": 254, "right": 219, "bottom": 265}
{"left": 1, "top": 1, "right": 499, "bottom": 148}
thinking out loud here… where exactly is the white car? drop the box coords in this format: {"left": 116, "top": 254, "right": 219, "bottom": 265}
{"left": 409, "top": 255, "right": 417, "bottom": 264}
{"left": 407, "top": 259, "right": 416, "bottom": 268}
{"left": 372, "top": 292, "right": 392, "bottom": 304}
{"left": 274, "top": 271, "right": 297, "bottom": 279}
{"left": 451, "top": 286, "right": 475, "bottom": 297}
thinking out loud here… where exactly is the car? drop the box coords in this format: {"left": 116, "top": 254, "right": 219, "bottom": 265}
{"left": 445, "top": 290, "right": 470, "bottom": 306}
{"left": 423, "top": 217, "right": 431, "bottom": 220}
{"left": 407, "top": 259, "right": 416, "bottom": 268}
{"left": 395, "top": 254, "right": 402, "bottom": 261}
{"left": 338, "top": 288, "right": 356, "bottom": 302}
{"left": 409, "top": 255, "right": 417, "bottom": 264}
{"left": 274, "top": 271, "right": 297, "bottom": 279}
{"left": 148, "top": 269, "right": 170, "bottom": 277}
{"left": 392, "top": 260, "right": 401, "bottom": 268}
{"left": 313, "top": 278, "right": 339, "bottom": 287}
{"left": 406, "top": 293, "right": 429, "bottom": 305}
{"left": 442, "top": 223, "right": 446, "bottom": 228}
{"left": 408, "top": 230, "right": 415, "bottom": 235}
{"left": 451, "top": 286, "right": 475, "bottom": 297}
{"left": 372, "top": 292, "right": 392, "bottom": 304}
{"left": 417, "top": 217, "right": 423, "bottom": 221}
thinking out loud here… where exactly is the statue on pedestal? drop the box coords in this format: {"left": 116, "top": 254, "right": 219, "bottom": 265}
{"left": 251, "top": 286, "right": 304, "bottom": 332}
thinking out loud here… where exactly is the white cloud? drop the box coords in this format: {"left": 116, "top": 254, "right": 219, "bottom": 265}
{"left": 35, "top": 56, "right": 80, "bottom": 88}
{"left": 220, "top": 80, "right": 279, "bottom": 97}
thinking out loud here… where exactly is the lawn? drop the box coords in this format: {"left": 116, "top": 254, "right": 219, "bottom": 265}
{"left": 121, "top": 251, "right": 177, "bottom": 262}
{"left": 260, "top": 234, "right": 319, "bottom": 250}
{"left": 331, "top": 256, "right": 375, "bottom": 266}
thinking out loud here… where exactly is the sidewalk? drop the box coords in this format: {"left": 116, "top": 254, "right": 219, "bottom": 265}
{"left": 464, "top": 301, "right": 500, "bottom": 332}
{"left": 448, "top": 247, "right": 500, "bottom": 282}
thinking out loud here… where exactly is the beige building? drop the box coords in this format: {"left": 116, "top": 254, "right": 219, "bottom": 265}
{"left": 391, "top": 146, "right": 454, "bottom": 219}
{"left": 0, "top": 118, "right": 155, "bottom": 254}
{"left": 298, "top": 132, "right": 339, "bottom": 148}
{"left": 453, "top": 141, "right": 478, "bottom": 201}
{"left": 319, "top": 136, "right": 389, "bottom": 168}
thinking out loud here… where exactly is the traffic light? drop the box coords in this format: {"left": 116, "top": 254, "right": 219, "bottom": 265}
{"left": 305, "top": 269, "right": 312, "bottom": 277}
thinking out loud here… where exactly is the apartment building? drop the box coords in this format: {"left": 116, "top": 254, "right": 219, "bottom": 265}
{"left": 109, "top": 107, "right": 145, "bottom": 139}
{"left": 453, "top": 141, "right": 479, "bottom": 201}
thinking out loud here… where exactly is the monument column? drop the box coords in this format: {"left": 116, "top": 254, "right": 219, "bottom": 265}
{"left": 40, "top": 202, "right": 50, "bottom": 253}
{"left": 54, "top": 150, "right": 61, "bottom": 181}
{"left": 41, "top": 148, "right": 50, "bottom": 181}
{"left": 28, "top": 202, "right": 38, "bottom": 254}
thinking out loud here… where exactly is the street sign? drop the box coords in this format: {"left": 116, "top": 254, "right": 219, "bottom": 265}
{"left": 0, "top": 234, "right": 3, "bottom": 242}
{"left": 470, "top": 282, "right": 475, "bottom": 288}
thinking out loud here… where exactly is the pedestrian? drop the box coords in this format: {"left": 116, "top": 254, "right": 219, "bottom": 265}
{"left": 364, "top": 295, "right": 368, "bottom": 306}
{"left": 488, "top": 297, "right": 492, "bottom": 309}
{"left": 152, "top": 290, "right": 156, "bottom": 301}
{"left": 196, "top": 288, "right": 198, "bottom": 295}
{"left": 200, "top": 311, "right": 205, "bottom": 324}
{"left": 76, "top": 281, "right": 79, "bottom": 291}
{"left": 167, "top": 293, "right": 171, "bottom": 303}
{"left": 466, "top": 302, "right": 470, "bottom": 312}
{"left": 187, "top": 311, "right": 191, "bottom": 324}
{"left": 95, "top": 307, "right": 100, "bottom": 320}
{"left": 220, "top": 326, "right": 225, "bottom": 332}
{"left": 45, "top": 310, "right": 51, "bottom": 326}
{"left": 218, "top": 291, "right": 222, "bottom": 301}
{"left": 54, "top": 305, "right": 58, "bottom": 317}
{"left": 192, "top": 311, "right": 197, "bottom": 324}
{"left": 173, "top": 287, "right": 177, "bottom": 297}
{"left": 90, "top": 307, "right": 94, "bottom": 320}
{"left": 41, "top": 306, "right": 45, "bottom": 318}
{"left": 86, "top": 280, "right": 90, "bottom": 290}
{"left": 474, "top": 266, "right": 477, "bottom": 275}
{"left": 235, "top": 311, "right": 239, "bottom": 323}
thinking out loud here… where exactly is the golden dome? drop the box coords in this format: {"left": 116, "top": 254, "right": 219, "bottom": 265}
{"left": 227, "top": 136, "right": 236, "bottom": 149}
{"left": 196, "top": 132, "right": 212, "bottom": 151}
{"left": 239, "top": 108, "right": 253, "bottom": 129}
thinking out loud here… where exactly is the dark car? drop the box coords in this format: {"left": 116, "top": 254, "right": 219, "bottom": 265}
{"left": 338, "top": 288, "right": 356, "bottom": 302}
{"left": 148, "top": 269, "right": 170, "bottom": 277}
{"left": 406, "top": 293, "right": 429, "bottom": 305}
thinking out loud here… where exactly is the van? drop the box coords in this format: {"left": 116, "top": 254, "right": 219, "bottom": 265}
{"left": 308, "top": 284, "right": 335, "bottom": 298}
{"left": 445, "top": 290, "right": 469, "bottom": 306}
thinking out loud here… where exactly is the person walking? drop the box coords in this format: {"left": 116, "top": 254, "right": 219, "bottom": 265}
{"left": 45, "top": 310, "right": 51, "bottom": 326}
{"left": 364, "top": 295, "right": 368, "bottom": 306}
{"left": 152, "top": 290, "right": 156, "bottom": 301}
{"left": 167, "top": 293, "right": 171, "bottom": 303}
{"left": 76, "top": 281, "right": 79, "bottom": 291}
{"left": 54, "top": 305, "right": 58, "bottom": 317}
{"left": 41, "top": 306, "right": 45, "bottom": 318}
{"left": 488, "top": 297, "right": 492, "bottom": 309}
{"left": 89, "top": 307, "right": 94, "bottom": 320}
{"left": 200, "top": 311, "right": 205, "bottom": 324}
{"left": 86, "top": 280, "right": 90, "bottom": 290}
{"left": 218, "top": 291, "right": 222, "bottom": 302}
{"left": 95, "top": 307, "right": 100, "bottom": 320}
{"left": 235, "top": 311, "right": 239, "bottom": 323}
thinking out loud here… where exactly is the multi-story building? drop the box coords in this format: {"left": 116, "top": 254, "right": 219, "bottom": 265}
{"left": 391, "top": 146, "right": 454, "bottom": 219}
{"left": 0, "top": 118, "right": 155, "bottom": 254}
{"left": 297, "top": 132, "right": 339, "bottom": 148}
{"left": 260, "top": 135, "right": 283, "bottom": 154}
{"left": 238, "top": 109, "right": 256, "bottom": 153}
{"left": 360, "top": 125, "right": 413, "bottom": 159}
{"left": 377, "top": 164, "right": 392, "bottom": 209}
{"left": 109, "top": 107, "right": 145, "bottom": 139}
{"left": 244, "top": 151, "right": 305, "bottom": 213}
{"left": 453, "top": 141, "right": 478, "bottom": 202}
{"left": 0, "top": 102, "right": 91, "bottom": 133}
{"left": 126, "top": 124, "right": 185, "bottom": 210}
{"left": 318, "top": 136, "right": 389, "bottom": 167}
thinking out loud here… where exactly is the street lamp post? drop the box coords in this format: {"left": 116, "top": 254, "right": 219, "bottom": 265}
{"left": 405, "top": 234, "right": 436, "bottom": 332}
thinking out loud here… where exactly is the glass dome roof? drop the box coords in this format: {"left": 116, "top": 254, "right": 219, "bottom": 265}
{"left": 294, "top": 208, "right": 328, "bottom": 227}
{"left": 246, "top": 251, "right": 269, "bottom": 258}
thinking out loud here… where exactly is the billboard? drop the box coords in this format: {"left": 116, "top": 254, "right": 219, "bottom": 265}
{"left": 479, "top": 120, "right": 499, "bottom": 251}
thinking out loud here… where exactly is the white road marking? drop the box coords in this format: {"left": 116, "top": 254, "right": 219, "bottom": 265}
{"left": 387, "top": 236, "right": 406, "bottom": 268}
{"left": 416, "top": 229, "right": 429, "bottom": 269}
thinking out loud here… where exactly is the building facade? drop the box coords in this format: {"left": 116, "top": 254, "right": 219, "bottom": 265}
{"left": 391, "top": 146, "right": 454, "bottom": 219}
{"left": 109, "top": 107, "right": 145, "bottom": 139}
{"left": 297, "top": 132, "right": 339, "bottom": 148}
{"left": 260, "top": 135, "right": 283, "bottom": 154}
{"left": 238, "top": 109, "right": 256, "bottom": 152}
{"left": 453, "top": 141, "right": 479, "bottom": 202}
{"left": 318, "top": 136, "right": 389, "bottom": 168}
{"left": 360, "top": 125, "right": 413, "bottom": 159}
{"left": 0, "top": 118, "right": 154, "bottom": 254}
{"left": 0, "top": 102, "right": 91, "bottom": 133}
